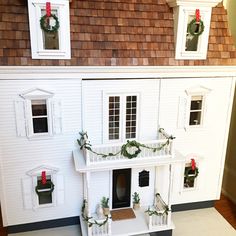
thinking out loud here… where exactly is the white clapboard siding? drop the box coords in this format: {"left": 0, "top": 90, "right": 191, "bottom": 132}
{"left": 21, "top": 177, "right": 33, "bottom": 209}
{"left": 159, "top": 77, "right": 234, "bottom": 204}
{"left": 56, "top": 174, "right": 65, "bottom": 205}
{"left": 52, "top": 99, "right": 63, "bottom": 134}
{"left": 0, "top": 79, "right": 83, "bottom": 226}
{"left": 14, "top": 100, "right": 26, "bottom": 137}
{"left": 82, "top": 79, "right": 160, "bottom": 144}
{"left": 177, "top": 96, "right": 188, "bottom": 129}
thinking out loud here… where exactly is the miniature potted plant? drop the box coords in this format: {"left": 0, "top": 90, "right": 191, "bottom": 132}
{"left": 101, "top": 197, "right": 110, "bottom": 216}
{"left": 132, "top": 192, "right": 140, "bottom": 210}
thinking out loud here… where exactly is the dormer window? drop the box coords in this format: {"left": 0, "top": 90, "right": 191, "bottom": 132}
{"left": 166, "top": 0, "right": 222, "bottom": 60}
{"left": 27, "top": 0, "right": 71, "bottom": 59}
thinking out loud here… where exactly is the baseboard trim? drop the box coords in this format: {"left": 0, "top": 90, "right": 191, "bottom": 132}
{"left": 7, "top": 201, "right": 214, "bottom": 234}
{"left": 172, "top": 200, "right": 214, "bottom": 212}
{"left": 150, "top": 229, "right": 172, "bottom": 236}
{"left": 7, "top": 216, "right": 79, "bottom": 234}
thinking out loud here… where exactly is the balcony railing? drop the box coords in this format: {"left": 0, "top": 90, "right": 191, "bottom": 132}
{"left": 79, "top": 128, "right": 174, "bottom": 166}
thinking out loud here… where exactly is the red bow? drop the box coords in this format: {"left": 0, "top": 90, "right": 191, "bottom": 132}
{"left": 191, "top": 159, "right": 196, "bottom": 171}
{"left": 46, "top": 2, "right": 51, "bottom": 17}
{"left": 41, "top": 171, "right": 47, "bottom": 185}
{"left": 195, "top": 9, "right": 200, "bottom": 22}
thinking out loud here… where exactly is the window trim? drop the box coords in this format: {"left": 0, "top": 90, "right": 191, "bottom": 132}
{"left": 103, "top": 92, "right": 140, "bottom": 144}
{"left": 27, "top": 99, "right": 53, "bottom": 137}
{"left": 174, "top": 6, "right": 212, "bottom": 60}
{"left": 184, "top": 85, "right": 211, "bottom": 129}
{"left": 28, "top": 0, "right": 71, "bottom": 59}
{"left": 20, "top": 88, "right": 54, "bottom": 139}
{"left": 26, "top": 165, "right": 59, "bottom": 209}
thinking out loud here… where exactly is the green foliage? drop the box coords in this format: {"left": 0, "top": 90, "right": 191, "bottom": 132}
{"left": 40, "top": 14, "right": 60, "bottom": 33}
{"left": 132, "top": 192, "right": 140, "bottom": 204}
{"left": 77, "top": 129, "right": 174, "bottom": 160}
{"left": 101, "top": 197, "right": 109, "bottom": 208}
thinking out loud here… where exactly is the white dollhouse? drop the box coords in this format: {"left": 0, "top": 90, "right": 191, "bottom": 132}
{"left": 0, "top": 0, "right": 236, "bottom": 236}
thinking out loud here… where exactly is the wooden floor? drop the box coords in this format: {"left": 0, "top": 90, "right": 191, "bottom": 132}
{"left": 0, "top": 195, "right": 235, "bottom": 236}
{"left": 214, "top": 194, "right": 236, "bottom": 230}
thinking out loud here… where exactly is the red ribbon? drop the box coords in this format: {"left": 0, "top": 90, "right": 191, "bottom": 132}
{"left": 41, "top": 171, "right": 47, "bottom": 185}
{"left": 46, "top": 2, "right": 51, "bottom": 17}
{"left": 191, "top": 159, "right": 196, "bottom": 171}
{"left": 196, "top": 9, "right": 200, "bottom": 22}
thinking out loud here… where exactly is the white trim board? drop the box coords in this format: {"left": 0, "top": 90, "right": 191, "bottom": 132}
{"left": 1, "top": 66, "right": 236, "bottom": 80}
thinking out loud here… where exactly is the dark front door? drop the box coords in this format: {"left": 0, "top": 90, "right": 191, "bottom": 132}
{"left": 112, "top": 168, "right": 131, "bottom": 209}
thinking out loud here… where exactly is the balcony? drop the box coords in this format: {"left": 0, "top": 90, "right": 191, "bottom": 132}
{"left": 73, "top": 128, "right": 182, "bottom": 172}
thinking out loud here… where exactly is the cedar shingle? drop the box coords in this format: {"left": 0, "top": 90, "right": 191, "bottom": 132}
{"left": 0, "top": 1, "right": 235, "bottom": 66}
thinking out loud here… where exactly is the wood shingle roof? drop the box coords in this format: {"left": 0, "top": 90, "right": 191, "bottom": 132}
{"left": 0, "top": 0, "right": 236, "bottom": 66}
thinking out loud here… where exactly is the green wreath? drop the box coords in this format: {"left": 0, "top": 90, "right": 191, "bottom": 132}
{"left": 35, "top": 181, "right": 55, "bottom": 196}
{"left": 188, "top": 19, "right": 204, "bottom": 36}
{"left": 184, "top": 166, "right": 199, "bottom": 182}
{"left": 40, "top": 14, "right": 60, "bottom": 33}
{"left": 121, "top": 140, "right": 142, "bottom": 159}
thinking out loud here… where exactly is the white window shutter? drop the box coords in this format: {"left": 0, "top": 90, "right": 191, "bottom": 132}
{"left": 52, "top": 99, "right": 62, "bottom": 134}
{"left": 56, "top": 174, "right": 65, "bottom": 205}
{"left": 21, "top": 178, "right": 33, "bottom": 210}
{"left": 14, "top": 100, "right": 27, "bottom": 136}
{"left": 177, "top": 96, "right": 188, "bottom": 129}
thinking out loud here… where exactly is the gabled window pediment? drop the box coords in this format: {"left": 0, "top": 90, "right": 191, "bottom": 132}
{"left": 20, "top": 88, "right": 54, "bottom": 99}
{"left": 185, "top": 85, "right": 211, "bottom": 96}
{"left": 26, "top": 165, "right": 59, "bottom": 176}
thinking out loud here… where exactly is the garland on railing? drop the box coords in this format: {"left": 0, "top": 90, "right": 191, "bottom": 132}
{"left": 81, "top": 200, "right": 110, "bottom": 228}
{"left": 145, "top": 193, "right": 169, "bottom": 216}
{"left": 77, "top": 129, "right": 174, "bottom": 159}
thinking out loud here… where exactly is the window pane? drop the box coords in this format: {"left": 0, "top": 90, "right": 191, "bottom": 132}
{"left": 184, "top": 166, "right": 195, "bottom": 188}
{"left": 126, "top": 96, "right": 137, "bottom": 139}
{"left": 37, "top": 176, "right": 53, "bottom": 205}
{"left": 189, "top": 112, "right": 201, "bottom": 125}
{"left": 109, "top": 96, "right": 120, "bottom": 140}
{"left": 41, "top": 9, "right": 59, "bottom": 50}
{"left": 33, "top": 118, "right": 48, "bottom": 133}
{"left": 191, "top": 99, "right": 202, "bottom": 110}
{"left": 32, "top": 100, "right": 47, "bottom": 116}
{"left": 185, "top": 15, "right": 199, "bottom": 52}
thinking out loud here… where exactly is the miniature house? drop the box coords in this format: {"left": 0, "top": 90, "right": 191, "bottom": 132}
{"left": 0, "top": 0, "right": 236, "bottom": 236}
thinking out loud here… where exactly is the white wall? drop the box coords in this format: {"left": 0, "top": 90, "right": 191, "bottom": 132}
{"left": 0, "top": 79, "right": 83, "bottom": 226}
{"left": 82, "top": 79, "right": 160, "bottom": 144}
{"left": 159, "top": 77, "right": 234, "bottom": 204}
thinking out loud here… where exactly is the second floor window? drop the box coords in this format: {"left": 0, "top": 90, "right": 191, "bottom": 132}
{"left": 106, "top": 93, "right": 139, "bottom": 142}
{"left": 31, "top": 100, "right": 49, "bottom": 134}
{"left": 189, "top": 95, "right": 203, "bottom": 126}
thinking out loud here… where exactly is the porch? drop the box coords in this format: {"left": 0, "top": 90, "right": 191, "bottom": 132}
{"left": 80, "top": 206, "right": 174, "bottom": 236}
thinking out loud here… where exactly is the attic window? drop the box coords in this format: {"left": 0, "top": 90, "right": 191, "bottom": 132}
{"left": 41, "top": 9, "right": 59, "bottom": 50}
{"left": 27, "top": 0, "right": 71, "bottom": 59}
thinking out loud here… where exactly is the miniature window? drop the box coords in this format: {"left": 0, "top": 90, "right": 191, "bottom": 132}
{"left": 106, "top": 94, "right": 139, "bottom": 142}
{"left": 41, "top": 9, "right": 59, "bottom": 50}
{"left": 139, "top": 170, "right": 149, "bottom": 187}
{"left": 36, "top": 175, "right": 54, "bottom": 205}
{"left": 174, "top": 7, "right": 212, "bottom": 60}
{"left": 31, "top": 100, "right": 49, "bottom": 133}
{"left": 189, "top": 96, "right": 203, "bottom": 126}
{"left": 15, "top": 88, "right": 62, "bottom": 138}
{"left": 184, "top": 162, "right": 198, "bottom": 189}
{"left": 185, "top": 15, "right": 200, "bottom": 52}
{"left": 27, "top": 0, "right": 71, "bottom": 59}
{"left": 109, "top": 96, "right": 120, "bottom": 140}
{"left": 126, "top": 96, "right": 137, "bottom": 139}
